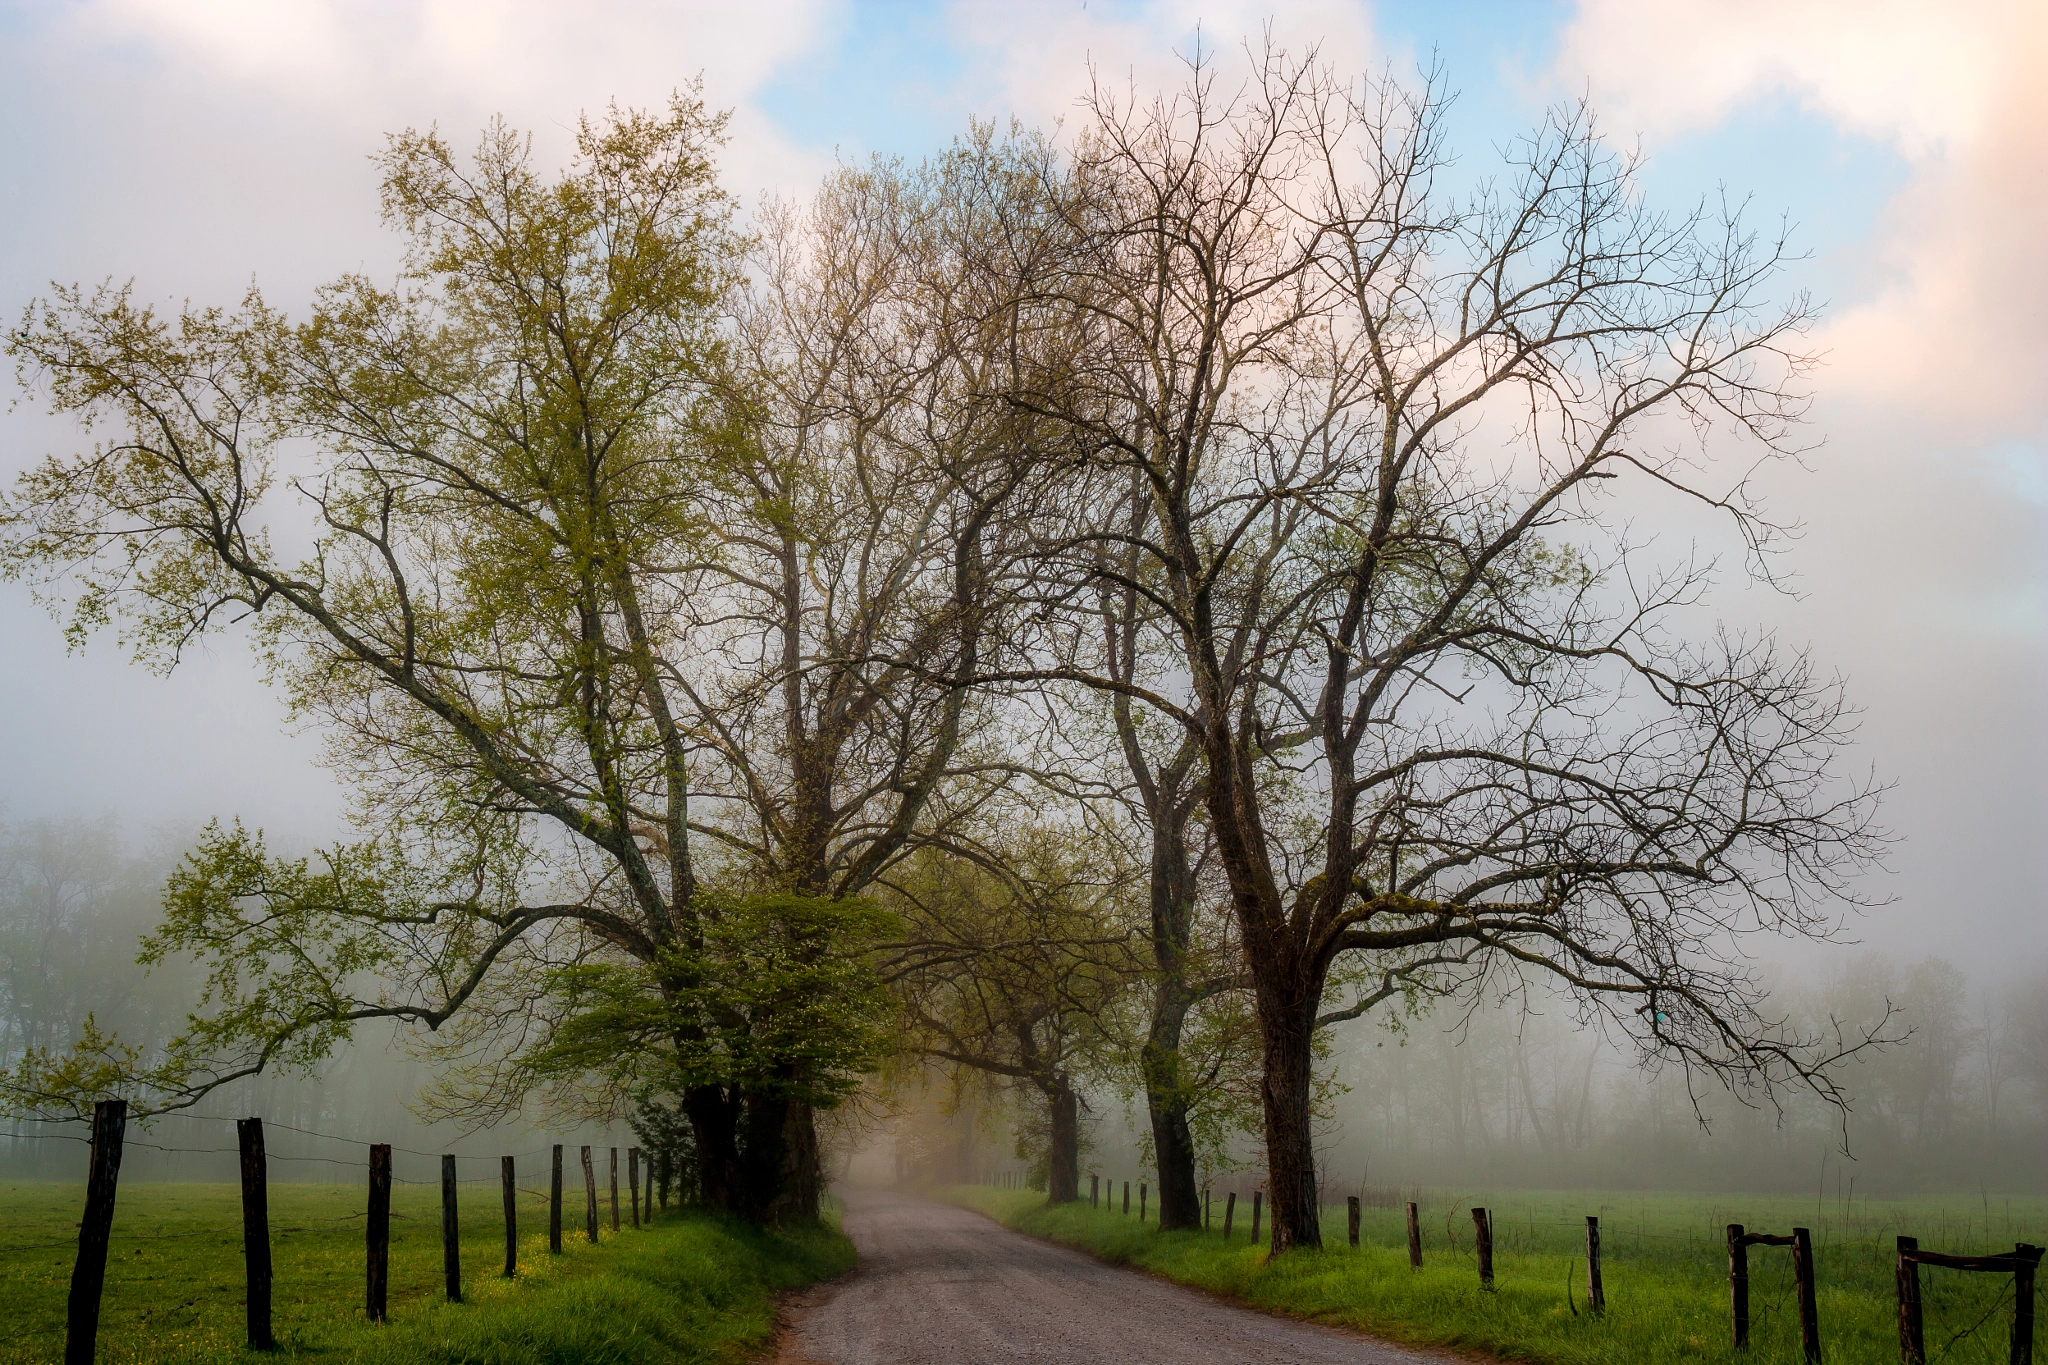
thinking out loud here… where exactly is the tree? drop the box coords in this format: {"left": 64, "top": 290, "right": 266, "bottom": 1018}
{"left": 996, "top": 53, "right": 1888, "bottom": 1251}
{"left": 663, "top": 148, "right": 1052, "bottom": 1217}
{"left": 0, "top": 96, "right": 873, "bottom": 1218}
{"left": 885, "top": 830, "right": 1129, "bottom": 1204}
{"left": 1073, "top": 499, "right": 1254, "bottom": 1230}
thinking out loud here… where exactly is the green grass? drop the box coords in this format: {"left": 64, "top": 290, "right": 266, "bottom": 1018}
{"left": 949, "top": 1184, "right": 2047, "bottom": 1363}
{"left": 0, "top": 1181, "right": 853, "bottom": 1365}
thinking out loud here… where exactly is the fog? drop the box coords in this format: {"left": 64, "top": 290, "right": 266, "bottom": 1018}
{"left": 0, "top": 814, "right": 623, "bottom": 1182}
{"left": 864, "top": 950, "right": 2047, "bottom": 1201}
{"left": 2, "top": 3, "right": 2043, "bottom": 1197}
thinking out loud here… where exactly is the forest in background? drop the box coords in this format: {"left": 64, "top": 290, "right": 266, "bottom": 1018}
{"left": 882, "top": 943, "right": 2048, "bottom": 1200}
{"left": 9, "top": 812, "right": 2039, "bottom": 1197}
{"left": 0, "top": 813, "right": 618, "bottom": 1180}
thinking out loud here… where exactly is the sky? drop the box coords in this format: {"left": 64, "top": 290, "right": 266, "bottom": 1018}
{"left": 0, "top": 0, "right": 2041, "bottom": 985}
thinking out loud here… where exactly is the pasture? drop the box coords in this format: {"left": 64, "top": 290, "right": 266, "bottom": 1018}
{"left": 955, "top": 1184, "right": 2048, "bottom": 1364}
{"left": 0, "top": 1180, "right": 851, "bottom": 1365}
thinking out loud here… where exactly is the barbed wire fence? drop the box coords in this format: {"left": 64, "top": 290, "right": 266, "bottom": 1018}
{"left": 10, "top": 1100, "right": 650, "bottom": 1365}
{"left": 1040, "top": 1165, "right": 2041, "bottom": 1363}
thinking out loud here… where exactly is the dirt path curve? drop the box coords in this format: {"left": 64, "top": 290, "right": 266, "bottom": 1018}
{"left": 773, "top": 1189, "right": 1445, "bottom": 1365}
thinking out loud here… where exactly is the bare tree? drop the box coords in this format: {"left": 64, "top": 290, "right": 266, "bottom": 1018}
{"left": 994, "top": 51, "right": 1888, "bottom": 1251}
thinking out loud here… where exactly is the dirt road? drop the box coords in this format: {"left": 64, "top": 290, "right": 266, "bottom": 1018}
{"left": 774, "top": 1189, "right": 1443, "bottom": 1364}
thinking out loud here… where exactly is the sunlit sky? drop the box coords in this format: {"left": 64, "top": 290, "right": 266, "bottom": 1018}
{"left": 1, "top": 1, "right": 2042, "bottom": 983}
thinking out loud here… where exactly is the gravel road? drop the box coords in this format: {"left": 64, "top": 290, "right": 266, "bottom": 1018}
{"left": 773, "top": 1189, "right": 1444, "bottom": 1365}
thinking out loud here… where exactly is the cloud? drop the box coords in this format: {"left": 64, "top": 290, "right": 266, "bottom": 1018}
{"left": 1559, "top": 0, "right": 2048, "bottom": 445}
{"left": 944, "top": 0, "right": 1376, "bottom": 136}
{"left": 55, "top": 0, "right": 844, "bottom": 198}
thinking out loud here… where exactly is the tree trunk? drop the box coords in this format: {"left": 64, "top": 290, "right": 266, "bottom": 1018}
{"left": 1259, "top": 995, "right": 1322, "bottom": 1252}
{"left": 1044, "top": 1078, "right": 1081, "bottom": 1204}
{"left": 1142, "top": 996, "right": 1202, "bottom": 1231}
{"left": 737, "top": 1085, "right": 791, "bottom": 1222}
{"left": 683, "top": 1083, "right": 742, "bottom": 1212}
{"left": 1137, "top": 777, "right": 1204, "bottom": 1232}
{"left": 771, "top": 1098, "right": 822, "bottom": 1224}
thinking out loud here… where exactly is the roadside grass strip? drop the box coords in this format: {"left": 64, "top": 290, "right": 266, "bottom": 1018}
{"left": 0, "top": 1181, "right": 853, "bottom": 1365}
{"left": 950, "top": 1185, "right": 2047, "bottom": 1365}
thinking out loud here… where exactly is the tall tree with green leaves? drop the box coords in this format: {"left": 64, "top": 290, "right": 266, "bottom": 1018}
{"left": 0, "top": 95, "right": 878, "bottom": 1218}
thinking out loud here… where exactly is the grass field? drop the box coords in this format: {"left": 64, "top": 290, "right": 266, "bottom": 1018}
{"left": 950, "top": 1184, "right": 2047, "bottom": 1363}
{"left": 0, "top": 1179, "right": 853, "bottom": 1365}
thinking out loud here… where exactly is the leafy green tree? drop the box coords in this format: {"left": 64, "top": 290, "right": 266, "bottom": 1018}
{"left": 0, "top": 96, "right": 878, "bottom": 1218}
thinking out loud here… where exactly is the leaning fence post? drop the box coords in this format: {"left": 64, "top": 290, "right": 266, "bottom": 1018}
{"left": 1792, "top": 1226, "right": 1821, "bottom": 1363}
{"left": 64, "top": 1097, "right": 127, "bottom": 1365}
{"left": 581, "top": 1145, "right": 598, "bottom": 1243}
{"left": 549, "top": 1144, "right": 564, "bottom": 1253}
{"left": 236, "top": 1118, "right": 275, "bottom": 1350}
{"left": 609, "top": 1147, "right": 620, "bottom": 1233}
{"left": 366, "top": 1143, "right": 391, "bottom": 1323}
{"left": 501, "top": 1156, "right": 518, "bottom": 1278}
{"left": 1473, "top": 1207, "right": 1494, "bottom": 1288}
{"left": 1224, "top": 1191, "right": 1236, "bottom": 1240}
{"left": 1585, "top": 1215, "right": 1605, "bottom": 1316}
{"left": 1348, "top": 1196, "right": 1361, "bottom": 1248}
{"left": 1407, "top": 1201, "right": 1423, "bottom": 1268}
{"left": 1895, "top": 1235, "right": 1922, "bottom": 1364}
{"left": 629, "top": 1148, "right": 641, "bottom": 1228}
{"left": 1729, "top": 1224, "right": 1749, "bottom": 1348}
{"left": 441, "top": 1153, "right": 462, "bottom": 1303}
{"left": 1251, "top": 1191, "right": 1263, "bottom": 1246}
{"left": 2013, "top": 1244, "right": 2039, "bottom": 1365}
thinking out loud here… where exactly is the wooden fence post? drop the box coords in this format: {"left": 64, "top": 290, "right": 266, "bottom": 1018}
{"left": 236, "top": 1118, "right": 274, "bottom": 1350}
{"left": 629, "top": 1148, "right": 641, "bottom": 1228}
{"left": 1123, "top": 1180, "right": 1130, "bottom": 1215}
{"left": 441, "top": 1154, "right": 462, "bottom": 1304}
{"left": 1729, "top": 1224, "right": 1749, "bottom": 1348}
{"left": 1348, "top": 1196, "right": 1361, "bottom": 1248}
{"left": 1140, "top": 1184, "right": 1147, "bottom": 1223}
{"left": 501, "top": 1156, "right": 518, "bottom": 1278}
{"left": 581, "top": 1145, "right": 598, "bottom": 1243}
{"left": 1407, "top": 1201, "right": 1423, "bottom": 1268}
{"left": 63, "top": 1098, "right": 127, "bottom": 1365}
{"left": 1252, "top": 1191, "right": 1263, "bottom": 1246}
{"left": 1224, "top": 1191, "right": 1236, "bottom": 1240}
{"left": 609, "top": 1147, "right": 620, "bottom": 1233}
{"left": 1894, "top": 1235, "right": 1921, "bottom": 1364}
{"left": 549, "top": 1145, "right": 564, "bottom": 1253}
{"left": 1792, "top": 1226, "right": 1821, "bottom": 1363}
{"left": 1473, "top": 1208, "right": 1494, "bottom": 1288}
{"left": 1585, "top": 1215, "right": 1605, "bottom": 1316}
{"left": 2013, "top": 1244, "right": 2039, "bottom": 1365}
{"left": 1204, "top": 1188, "right": 1211, "bottom": 1231}
{"left": 366, "top": 1143, "right": 391, "bottom": 1323}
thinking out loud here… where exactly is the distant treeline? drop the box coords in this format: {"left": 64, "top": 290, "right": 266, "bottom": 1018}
{"left": 1271, "top": 958, "right": 2046, "bottom": 1196}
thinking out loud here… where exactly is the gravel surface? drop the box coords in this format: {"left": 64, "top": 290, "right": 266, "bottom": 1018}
{"left": 773, "top": 1189, "right": 1445, "bottom": 1364}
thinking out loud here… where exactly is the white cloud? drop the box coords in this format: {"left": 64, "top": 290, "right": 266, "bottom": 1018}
{"left": 944, "top": 0, "right": 1376, "bottom": 136}
{"left": 1559, "top": 0, "right": 2048, "bottom": 442}
{"left": 59, "top": 0, "right": 844, "bottom": 198}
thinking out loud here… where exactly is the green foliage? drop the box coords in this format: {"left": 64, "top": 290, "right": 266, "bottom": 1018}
{"left": 1, "top": 820, "right": 537, "bottom": 1120}
{"left": 627, "top": 1098, "right": 696, "bottom": 1208}
{"left": 521, "top": 893, "right": 897, "bottom": 1110}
